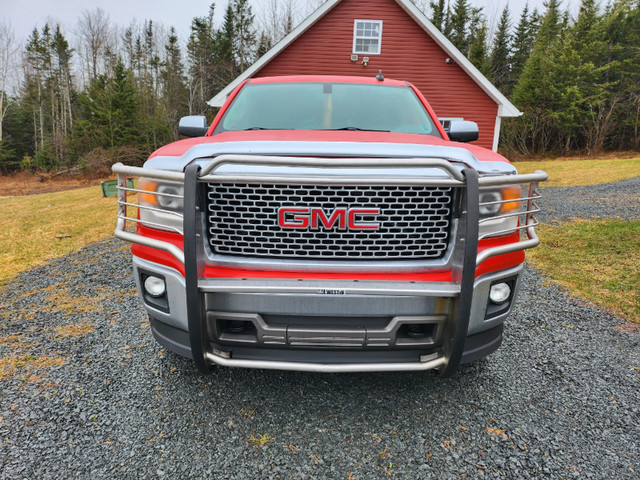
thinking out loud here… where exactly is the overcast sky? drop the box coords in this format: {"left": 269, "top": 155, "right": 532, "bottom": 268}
{"left": 3, "top": 0, "right": 579, "bottom": 46}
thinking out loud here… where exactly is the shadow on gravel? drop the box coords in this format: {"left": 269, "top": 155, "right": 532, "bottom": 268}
{"left": 1, "top": 239, "right": 639, "bottom": 479}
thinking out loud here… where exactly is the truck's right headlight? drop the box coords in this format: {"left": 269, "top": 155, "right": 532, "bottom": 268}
{"left": 478, "top": 185, "right": 521, "bottom": 239}
{"left": 137, "top": 178, "right": 184, "bottom": 233}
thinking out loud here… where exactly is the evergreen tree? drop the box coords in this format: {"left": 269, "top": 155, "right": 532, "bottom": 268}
{"left": 429, "top": 0, "right": 447, "bottom": 31}
{"left": 187, "top": 3, "right": 217, "bottom": 115}
{"left": 582, "top": 0, "right": 639, "bottom": 151}
{"left": 22, "top": 24, "right": 75, "bottom": 168}
{"left": 468, "top": 20, "right": 489, "bottom": 76}
{"left": 511, "top": 4, "right": 534, "bottom": 87}
{"left": 74, "top": 61, "right": 142, "bottom": 150}
{"left": 49, "top": 25, "right": 75, "bottom": 165}
{"left": 528, "top": 7, "right": 543, "bottom": 40}
{"left": 449, "top": 0, "right": 471, "bottom": 53}
{"left": 510, "top": 0, "right": 564, "bottom": 153}
{"left": 466, "top": 7, "right": 485, "bottom": 56}
{"left": 256, "top": 32, "right": 272, "bottom": 58}
{"left": 161, "top": 27, "right": 188, "bottom": 140}
{"left": 489, "top": 6, "right": 512, "bottom": 94}
{"left": 23, "top": 26, "right": 51, "bottom": 162}
{"left": 550, "top": 0, "right": 606, "bottom": 152}
{"left": 610, "top": 1, "right": 640, "bottom": 149}
{"left": 0, "top": 98, "right": 31, "bottom": 172}
{"left": 213, "top": 3, "right": 238, "bottom": 88}
{"left": 442, "top": 1, "right": 452, "bottom": 35}
{"left": 219, "top": 3, "right": 235, "bottom": 63}
{"left": 231, "top": 0, "right": 257, "bottom": 72}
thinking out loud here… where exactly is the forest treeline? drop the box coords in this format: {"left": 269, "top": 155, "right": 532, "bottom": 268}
{"left": 0, "top": 0, "right": 639, "bottom": 174}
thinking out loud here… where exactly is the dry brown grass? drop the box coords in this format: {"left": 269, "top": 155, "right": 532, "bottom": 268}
{"left": 53, "top": 323, "right": 95, "bottom": 339}
{"left": 0, "top": 285, "right": 99, "bottom": 383}
{"left": 0, "top": 334, "right": 23, "bottom": 347}
{"left": 0, "top": 171, "right": 108, "bottom": 197}
{"left": 39, "top": 283, "right": 109, "bottom": 316}
{"left": 0, "top": 352, "right": 67, "bottom": 381}
{"left": 0, "top": 332, "right": 67, "bottom": 382}
{"left": 0, "top": 283, "right": 109, "bottom": 324}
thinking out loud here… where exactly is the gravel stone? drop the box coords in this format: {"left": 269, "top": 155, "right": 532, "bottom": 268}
{"left": 0, "top": 179, "right": 638, "bottom": 479}
{"left": 539, "top": 175, "right": 640, "bottom": 223}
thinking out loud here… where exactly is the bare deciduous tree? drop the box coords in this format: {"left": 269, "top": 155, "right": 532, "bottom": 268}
{"left": 76, "top": 8, "right": 111, "bottom": 83}
{"left": 263, "top": 0, "right": 299, "bottom": 43}
{"left": 0, "top": 21, "right": 20, "bottom": 142}
{"left": 410, "top": 0, "right": 431, "bottom": 15}
{"left": 305, "top": 0, "right": 328, "bottom": 13}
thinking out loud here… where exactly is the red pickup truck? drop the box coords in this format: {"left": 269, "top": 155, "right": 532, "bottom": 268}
{"left": 113, "top": 75, "right": 546, "bottom": 376}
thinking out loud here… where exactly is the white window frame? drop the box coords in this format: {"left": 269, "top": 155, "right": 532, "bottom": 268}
{"left": 352, "top": 20, "right": 383, "bottom": 55}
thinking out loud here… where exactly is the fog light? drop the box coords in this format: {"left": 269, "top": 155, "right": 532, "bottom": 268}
{"left": 144, "top": 275, "right": 166, "bottom": 297}
{"left": 489, "top": 282, "right": 511, "bottom": 304}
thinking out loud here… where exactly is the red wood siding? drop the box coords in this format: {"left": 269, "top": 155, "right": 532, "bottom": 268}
{"left": 255, "top": 0, "right": 498, "bottom": 149}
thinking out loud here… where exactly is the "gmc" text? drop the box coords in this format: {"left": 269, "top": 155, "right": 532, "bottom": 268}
{"left": 278, "top": 207, "right": 381, "bottom": 230}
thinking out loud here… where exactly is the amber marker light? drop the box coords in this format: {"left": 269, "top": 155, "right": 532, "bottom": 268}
{"left": 500, "top": 186, "right": 522, "bottom": 213}
{"left": 138, "top": 179, "right": 159, "bottom": 206}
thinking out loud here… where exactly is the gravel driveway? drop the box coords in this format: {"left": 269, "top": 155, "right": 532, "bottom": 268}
{"left": 1, "top": 179, "right": 639, "bottom": 479}
{"left": 539, "top": 176, "right": 640, "bottom": 223}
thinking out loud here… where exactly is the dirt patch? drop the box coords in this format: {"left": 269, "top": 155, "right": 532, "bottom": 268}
{"left": 0, "top": 171, "right": 109, "bottom": 197}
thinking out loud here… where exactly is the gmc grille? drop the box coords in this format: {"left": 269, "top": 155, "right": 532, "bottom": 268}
{"left": 205, "top": 183, "right": 454, "bottom": 260}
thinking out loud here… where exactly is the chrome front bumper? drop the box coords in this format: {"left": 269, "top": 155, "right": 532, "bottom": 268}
{"left": 134, "top": 255, "right": 521, "bottom": 373}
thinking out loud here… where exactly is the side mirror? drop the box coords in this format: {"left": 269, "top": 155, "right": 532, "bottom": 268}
{"left": 178, "top": 115, "right": 209, "bottom": 137}
{"left": 447, "top": 120, "right": 479, "bottom": 143}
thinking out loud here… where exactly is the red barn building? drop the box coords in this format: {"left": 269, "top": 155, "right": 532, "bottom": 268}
{"left": 209, "top": 0, "right": 520, "bottom": 151}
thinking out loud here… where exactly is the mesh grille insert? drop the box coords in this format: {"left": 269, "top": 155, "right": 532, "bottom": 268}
{"left": 206, "top": 183, "right": 454, "bottom": 260}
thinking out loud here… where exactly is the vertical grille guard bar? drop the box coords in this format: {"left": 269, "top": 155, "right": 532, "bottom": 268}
{"left": 439, "top": 168, "right": 479, "bottom": 377}
{"left": 184, "top": 163, "right": 210, "bottom": 374}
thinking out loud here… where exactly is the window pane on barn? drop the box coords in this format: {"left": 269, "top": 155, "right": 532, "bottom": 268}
{"left": 353, "top": 20, "right": 383, "bottom": 54}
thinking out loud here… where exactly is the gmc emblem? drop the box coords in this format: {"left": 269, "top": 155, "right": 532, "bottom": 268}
{"left": 278, "top": 207, "right": 381, "bottom": 231}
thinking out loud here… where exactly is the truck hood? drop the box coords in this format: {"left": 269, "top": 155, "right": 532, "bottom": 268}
{"left": 144, "top": 130, "right": 516, "bottom": 176}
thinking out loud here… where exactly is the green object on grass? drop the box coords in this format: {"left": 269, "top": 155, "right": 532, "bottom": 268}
{"left": 101, "top": 179, "right": 133, "bottom": 197}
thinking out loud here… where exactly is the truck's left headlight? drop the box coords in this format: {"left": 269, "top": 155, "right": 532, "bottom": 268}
{"left": 137, "top": 178, "right": 184, "bottom": 233}
{"left": 478, "top": 185, "right": 521, "bottom": 239}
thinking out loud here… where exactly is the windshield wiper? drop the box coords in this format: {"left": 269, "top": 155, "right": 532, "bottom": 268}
{"left": 244, "top": 127, "right": 282, "bottom": 130}
{"left": 328, "top": 127, "right": 391, "bottom": 132}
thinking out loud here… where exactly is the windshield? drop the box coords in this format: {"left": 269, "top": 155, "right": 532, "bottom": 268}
{"left": 214, "top": 82, "right": 442, "bottom": 137}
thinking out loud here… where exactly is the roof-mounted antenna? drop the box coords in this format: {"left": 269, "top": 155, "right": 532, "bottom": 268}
{"left": 376, "top": 70, "right": 384, "bottom": 82}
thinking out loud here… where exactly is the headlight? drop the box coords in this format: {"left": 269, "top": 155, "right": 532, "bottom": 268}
{"left": 479, "top": 191, "right": 502, "bottom": 216}
{"left": 478, "top": 185, "right": 522, "bottom": 239}
{"left": 138, "top": 178, "right": 184, "bottom": 233}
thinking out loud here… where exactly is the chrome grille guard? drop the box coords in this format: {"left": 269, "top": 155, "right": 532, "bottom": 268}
{"left": 112, "top": 154, "right": 547, "bottom": 269}
{"left": 113, "top": 155, "right": 546, "bottom": 376}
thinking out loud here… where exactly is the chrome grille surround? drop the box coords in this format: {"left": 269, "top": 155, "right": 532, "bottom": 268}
{"left": 205, "top": 183, "right": 454, "bottom": 260}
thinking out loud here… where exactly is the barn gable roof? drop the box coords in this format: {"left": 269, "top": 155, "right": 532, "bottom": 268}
{"left": 208, "top": 0, "right": 521, "bottom": 118}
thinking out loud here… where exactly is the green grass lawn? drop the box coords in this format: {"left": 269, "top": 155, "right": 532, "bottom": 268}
{"left": 528, "top": 220, "right": 640, "bottom": 323}
{"left": 0, "top": 185, "right": 118, "bottom": 285}
{"left": 514, "top": 156, "right": 640, "bottom": 187}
